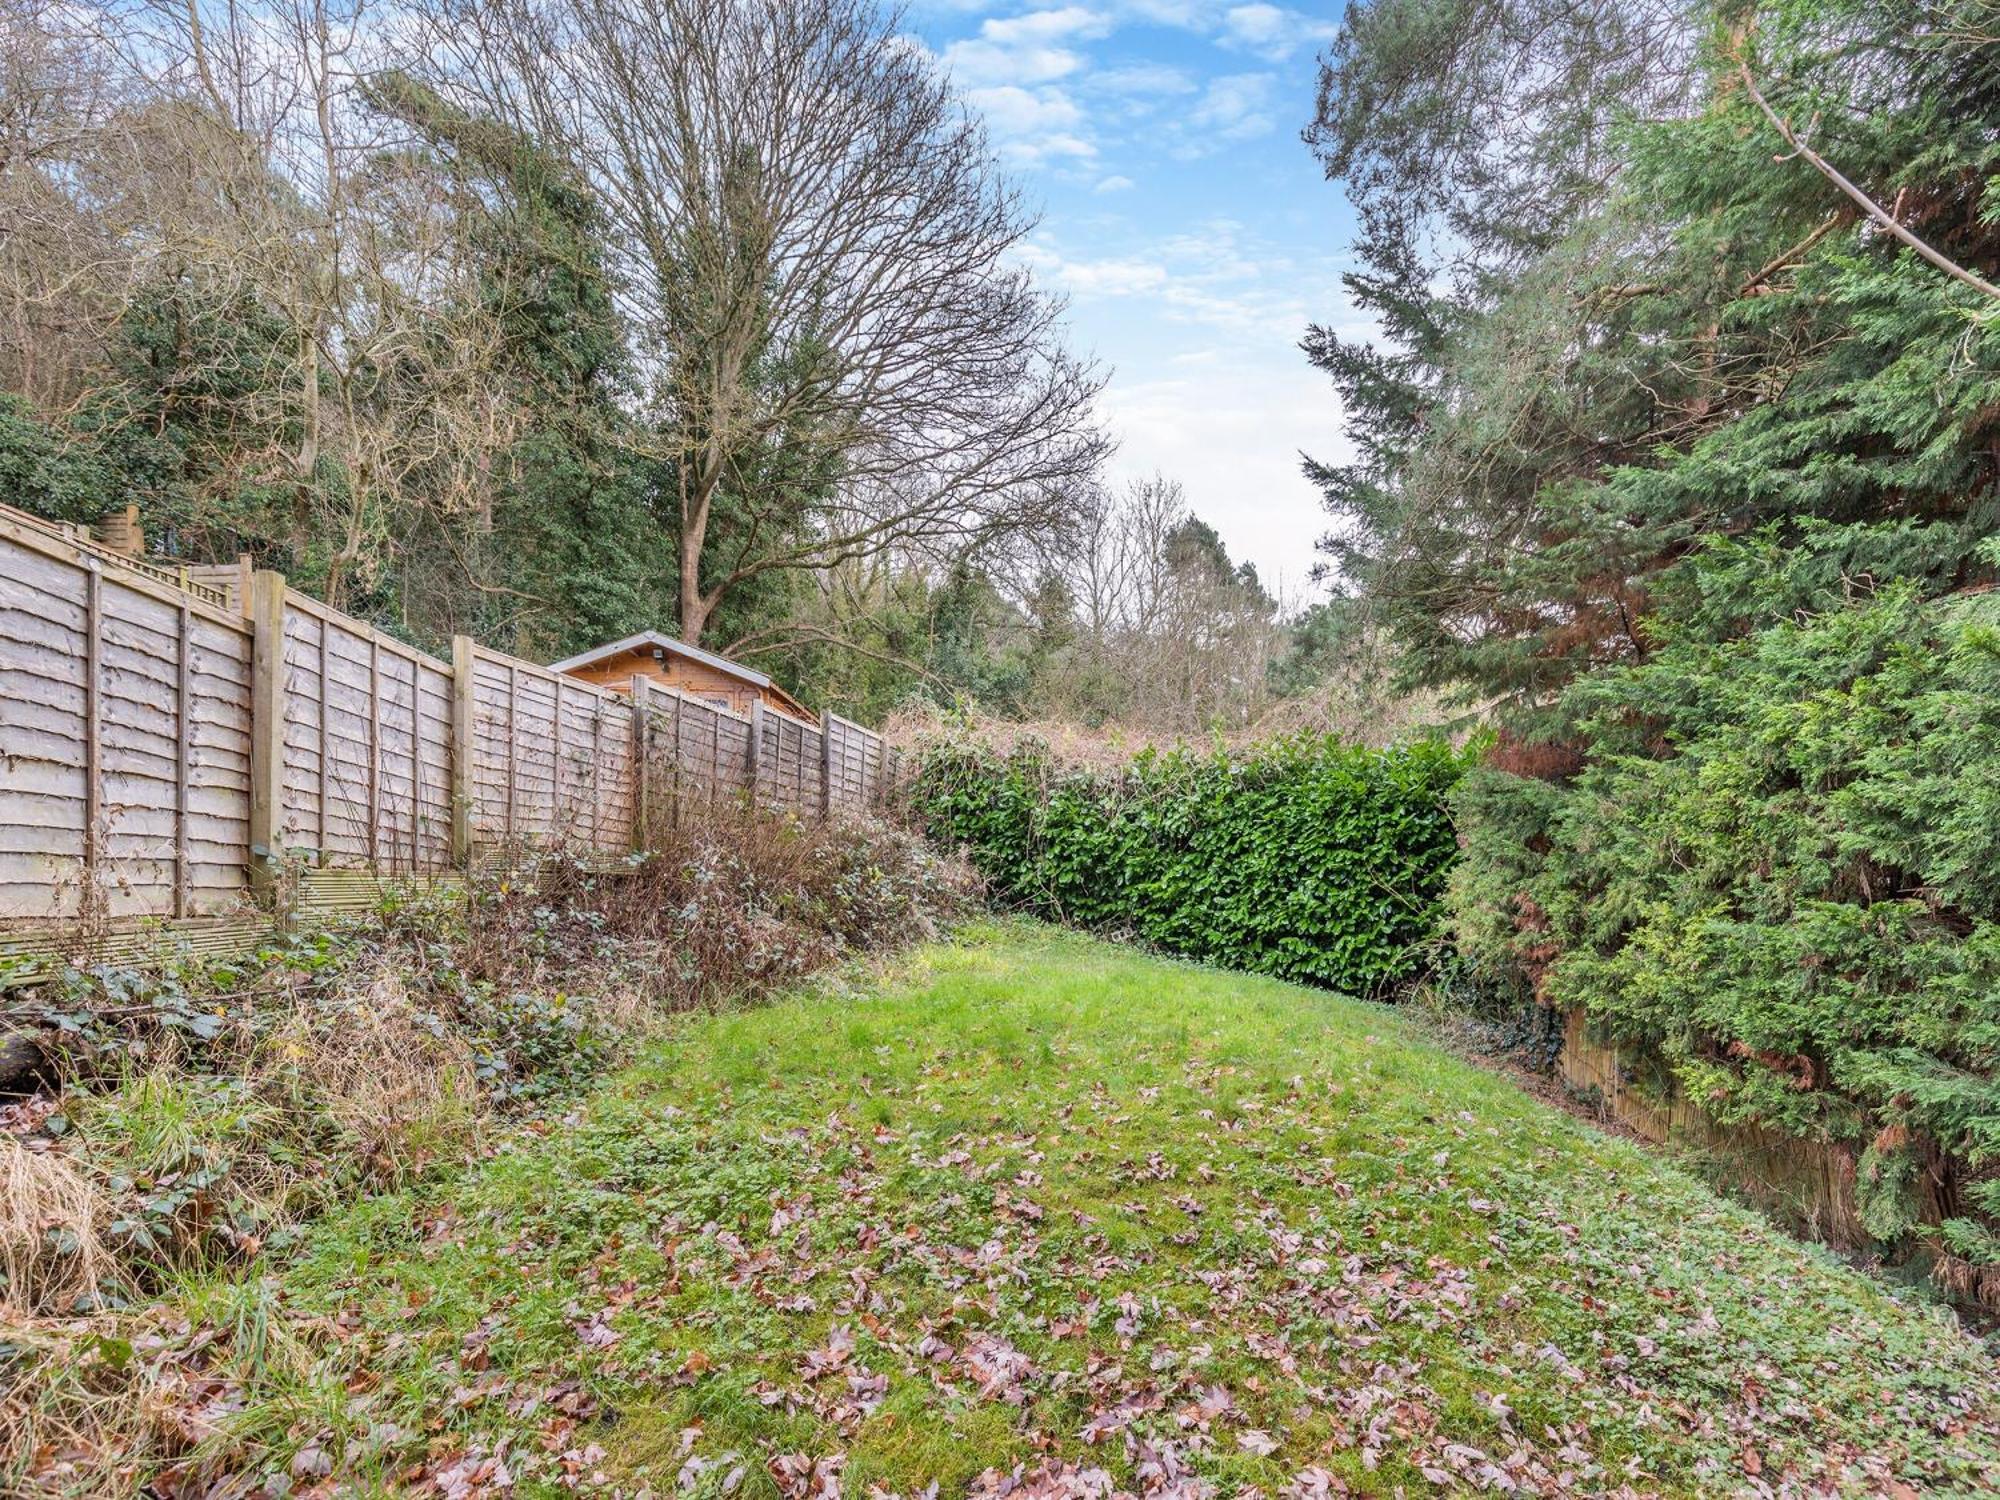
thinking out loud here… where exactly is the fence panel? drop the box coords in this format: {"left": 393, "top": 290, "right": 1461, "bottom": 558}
{"left": 0, "top": 514, "right": 253, "bottom": 927}
{"left": 277, "top": 596, "right": 454, "bottom": 874}
{"left": 464, "top": 648, "right": 639, "bottom": 861}
{"left": 633, "top": 686, "right": 749, "bottom": 823}
{"left": 1, "top": 503, "right": 902, "bottom": 940}
{"left": 827, "top": 716, "right": 869, "bottom": 811}
{"left": 0, "top": 535, "right": 92, "bottom": 923}
{"left": 184, "top": 614, "right": 255, "bottom": 912}
{"left": 99, "top": 573, "right": 185, "bottom": 916}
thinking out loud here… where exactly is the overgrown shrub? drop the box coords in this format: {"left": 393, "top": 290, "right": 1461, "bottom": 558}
{"left": 912, "top": 733, "right": 1467, "bottom": 993}
{"left": 0, "top": 808, "right": 973, "bottom": 1316}
{"left": 1451, "top": 528, "right": 2000, "bottom": 1288}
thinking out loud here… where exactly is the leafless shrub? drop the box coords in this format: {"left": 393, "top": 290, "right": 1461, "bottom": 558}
{"left": 465, "top": 800, "right": 978, "bottom": 1016}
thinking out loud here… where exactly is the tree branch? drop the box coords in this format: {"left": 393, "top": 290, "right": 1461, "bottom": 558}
{"left": 1736, "top": 61, "right": 2000, "bottom": 303}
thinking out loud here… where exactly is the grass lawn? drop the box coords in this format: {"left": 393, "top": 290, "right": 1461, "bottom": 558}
{"left": 191, "top": 922, "right": 1997, "bottom": 1496}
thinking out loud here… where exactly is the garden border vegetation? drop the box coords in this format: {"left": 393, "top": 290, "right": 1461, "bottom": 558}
{"left": 911, "top": 733, "right": 1468, "bottom": 995}
{"left": 1451, "top": 532, "right": 2000, "bottom": 1300}
{"left": 2, "top": 800, "right": 975, "bottom": 1490}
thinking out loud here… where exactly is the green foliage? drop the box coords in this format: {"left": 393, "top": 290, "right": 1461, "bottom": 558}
{"left": 0, "top": 394, "right": 113, "bottom": 522}
{"left": 913, "top": 735, "right": 1468, "bottom": 992}
{"left": 1313, "top": 0, "right": 2000, "bottom": 1277}
{"left": 124, "top": 926, "right": 2000, "bottom": 1494}
{"left": 361, "top": 72, "right": 670, "bottom": 656}
{"left": 1309, "top": 0, "right": 2000, "bottom": 715}
{"left": 1450, "top": 528, "right": 2000, "bottom": 1261}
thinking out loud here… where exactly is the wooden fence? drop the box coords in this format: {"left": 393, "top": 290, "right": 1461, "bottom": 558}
{"left": 0, "top": 502, "right": 903, "bottom": 954}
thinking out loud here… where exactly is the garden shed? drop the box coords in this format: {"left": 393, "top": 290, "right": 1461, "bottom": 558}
{"left": 547, "top": 630, "right": 814, "bottom": 722}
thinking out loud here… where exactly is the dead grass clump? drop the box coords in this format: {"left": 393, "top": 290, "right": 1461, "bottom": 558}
{"left": 282, "top": 966, "right": 482, "bottom": 1187}
{"left": 0, "top": 1135, "right": 116, "bottom": 1317}
{"left": 0, "top": 1289, "right": 295, "bottom": 1497}
{"left": 1932, "top": 1251, "right": 2000, "bottom": 1313}
{"left": 1, "top": 1315, "right": 146, "bottom": 1496}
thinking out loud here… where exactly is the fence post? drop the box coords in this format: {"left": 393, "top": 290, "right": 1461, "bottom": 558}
{"left": 819, "top": 709, "right": 834, "bottom": 819}
{"left": 450, "top": 636, "right": 476, "bottom": 868}
{"left": 631, "top": 674, "right": 651, "bottom": 852}
{"left": 81, "top": 563, "right": 102, "bottom": 908}
{"left": 366, "top": 637, "right": 382, "bottom": 867}
{"left": 747, "top": 699, "right": 764, "bottom": 809}
{"left": 247, "top": 569, "right": 287, "bottom": 903}
{"left": 174, "top": 600, "right": 192, "bottom": 919}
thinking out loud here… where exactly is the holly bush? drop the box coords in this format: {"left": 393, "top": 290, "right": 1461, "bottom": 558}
{"left": 912, "top": 734, "right": 1468, "bottom": 994}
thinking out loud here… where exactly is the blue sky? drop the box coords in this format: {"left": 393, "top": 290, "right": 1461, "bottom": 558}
{"left": 906, "top": 0, "right": 1362, "bottom": 600}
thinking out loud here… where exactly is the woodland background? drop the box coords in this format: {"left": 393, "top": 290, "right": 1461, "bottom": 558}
{"left": 0, "top": 0, "right": 1345, "bottom": 735}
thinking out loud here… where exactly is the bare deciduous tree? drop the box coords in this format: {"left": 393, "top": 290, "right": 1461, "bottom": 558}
{"left": 420, "top": 0, "right": 1109, "bottom": 642}
{"left": 1016, "top": 474, "right": 1289, "bottom": 729}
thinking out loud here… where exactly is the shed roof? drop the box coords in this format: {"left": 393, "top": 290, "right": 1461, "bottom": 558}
{"left": 546, "top": 630, "right": 773, "bottom": 689}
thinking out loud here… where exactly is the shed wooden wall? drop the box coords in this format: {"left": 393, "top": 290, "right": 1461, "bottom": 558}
{"left": 557, "top": 645, "right": 797, "bottom": 720}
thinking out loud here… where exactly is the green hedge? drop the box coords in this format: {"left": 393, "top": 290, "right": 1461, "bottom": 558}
{"left": 913, "top": 734, "right": 1468, "bottom": 993}
{"left": 1452, "top": 530, "right": 2000, "bottom": 1268}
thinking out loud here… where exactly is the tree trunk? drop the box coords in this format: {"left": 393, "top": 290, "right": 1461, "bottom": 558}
{"left": 679, "top": 525, "right": 709, "bottom": 644}
{"left": 678, "top": 432, "right": 726, "bottom": 644}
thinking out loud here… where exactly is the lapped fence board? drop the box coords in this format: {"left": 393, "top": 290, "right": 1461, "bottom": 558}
{"left": 461, "top": 646, "right": 643, "bottom": 861}
{"left": 277, "top": 591, "right": 456, "bottom": 876}
{"left": 2, "top": 501, "right": 901, "bottom": 937}
{"left": 0, "top": 511, "right": 255, "bottom": 926}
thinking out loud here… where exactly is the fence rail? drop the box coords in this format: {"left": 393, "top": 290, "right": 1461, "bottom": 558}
{"left": 0, "top": 502, "right": 903, "bottom": 950}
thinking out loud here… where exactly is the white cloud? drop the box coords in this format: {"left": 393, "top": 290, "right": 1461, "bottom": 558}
{"left": 1187, "top": 72, "right": 1279, "bottom": 144}
{"left": 1017, "top": 219, "right": 1336, "bottom": 342}
{"left": 967, "top": 85, "right": 1097, "bottom": 164}
{"left": 944, "top": 37, "right": 1083, "bottom": 83}
{"left": 1094, "top": 173, "right": 1136, "bottom": 193}
{"left": 969, "top": 84, "right": 1085, "bottom": 132}
{"left": 944, "top": 9, "right": 1119, "bottom": 163}
{"left": 1218, "top": 4, "right": 1338, "bottom": 63}
{"left": 1091, "top": 61, "right": 1199, "bottom": 96}
{"left": 941, "top": 6, "right": 1109, "bottom": 86}
{"left": 982, "top": 5, "right": 1108, "bottom": 43}
{"left": 1020, "top": 239, "right": 1171, "bottom": 294}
